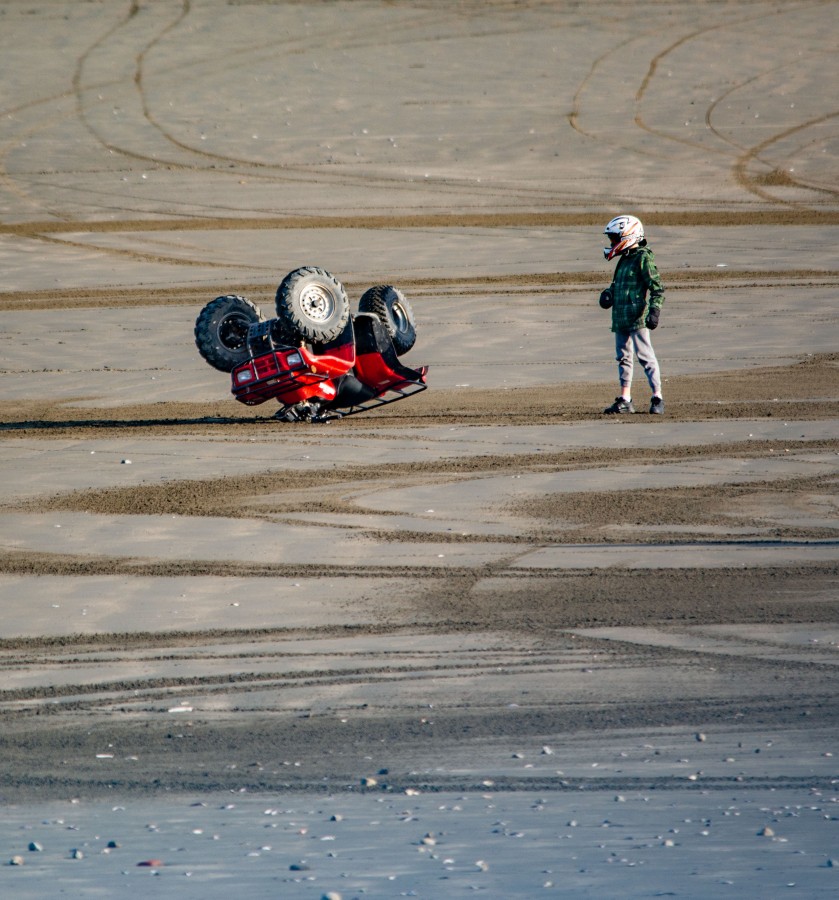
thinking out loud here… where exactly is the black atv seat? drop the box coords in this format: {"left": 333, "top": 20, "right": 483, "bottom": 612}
{"left": 352, "top": 313, "right": 421, "bottom": 383}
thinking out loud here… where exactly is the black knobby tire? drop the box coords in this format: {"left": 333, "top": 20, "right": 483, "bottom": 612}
{"left": 275, "top": 267, "right": 350, "bottom": 343}
{"left": 358, "top": 285, "right": 416, "bottom": 356}
{"left": 195, "top": 294, "right": 263, "bottom": 372}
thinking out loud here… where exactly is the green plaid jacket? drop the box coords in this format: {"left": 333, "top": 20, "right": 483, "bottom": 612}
{"left": 608, "top": 245, "right": 665, "bottom": 333}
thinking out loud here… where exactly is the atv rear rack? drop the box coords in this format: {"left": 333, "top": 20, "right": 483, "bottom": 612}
{"left": 314, "top": 375, "right": 427, "bottom": 421}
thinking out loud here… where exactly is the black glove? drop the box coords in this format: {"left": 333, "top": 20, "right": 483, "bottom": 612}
{"left": 599, "top": 289, "right": 613, "bottom": 309}
{"left": 646, "top": 307, "right": 660, "bottom": 330}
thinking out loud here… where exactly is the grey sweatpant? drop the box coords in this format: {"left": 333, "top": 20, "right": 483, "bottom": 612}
{"left": 615, "top": 328, "right": 662, "bottom": 397}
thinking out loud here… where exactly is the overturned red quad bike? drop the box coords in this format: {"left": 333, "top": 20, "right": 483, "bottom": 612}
{"left": 195, "top": 266, "right": 427, "bottom": 423}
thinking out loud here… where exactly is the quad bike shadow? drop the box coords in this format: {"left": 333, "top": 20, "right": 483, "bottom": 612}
{"left": 195, "top": 267, "right": 427, "bottom": 423}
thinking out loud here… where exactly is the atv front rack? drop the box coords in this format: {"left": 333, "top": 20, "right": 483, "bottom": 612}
{"left": 231, "top": 348, "right": 331, "bottom": 405}
{"left": 231, "top": 319, "right": 355, "bottom": 407}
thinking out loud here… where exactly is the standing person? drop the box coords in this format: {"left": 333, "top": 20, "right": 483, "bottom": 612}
{"left": 598, "top": 215, "right": 665, "bottom": 415}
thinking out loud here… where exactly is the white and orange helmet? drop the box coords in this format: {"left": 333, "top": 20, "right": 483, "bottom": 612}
{"left": 603, "top": 215, "right": 644, "bottom": 260}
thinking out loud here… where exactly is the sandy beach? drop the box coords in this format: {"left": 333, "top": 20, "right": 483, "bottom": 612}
{"left": 1, "top": 1, "right": 838, "bottom": 896}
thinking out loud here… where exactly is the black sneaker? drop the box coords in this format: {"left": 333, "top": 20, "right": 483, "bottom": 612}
{"left": 604, "top": 397, "right": 634, "bottom": 414}
{"left": 650, "top": 396, "right": 665, "bottom": 415}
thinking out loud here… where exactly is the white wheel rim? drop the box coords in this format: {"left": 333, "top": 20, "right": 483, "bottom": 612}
{"left": 300, "top": 284, "right": 335, "bottom": 322}
{"left": 392, "top": 301, "right": 408, "bottom": 333}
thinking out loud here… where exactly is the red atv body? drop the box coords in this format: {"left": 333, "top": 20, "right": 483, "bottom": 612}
{"left": 231, "top": 312, "right": 427, "bottom": 421}
{"left": 195, "top": 267, "right": 427, "bottom": 422}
